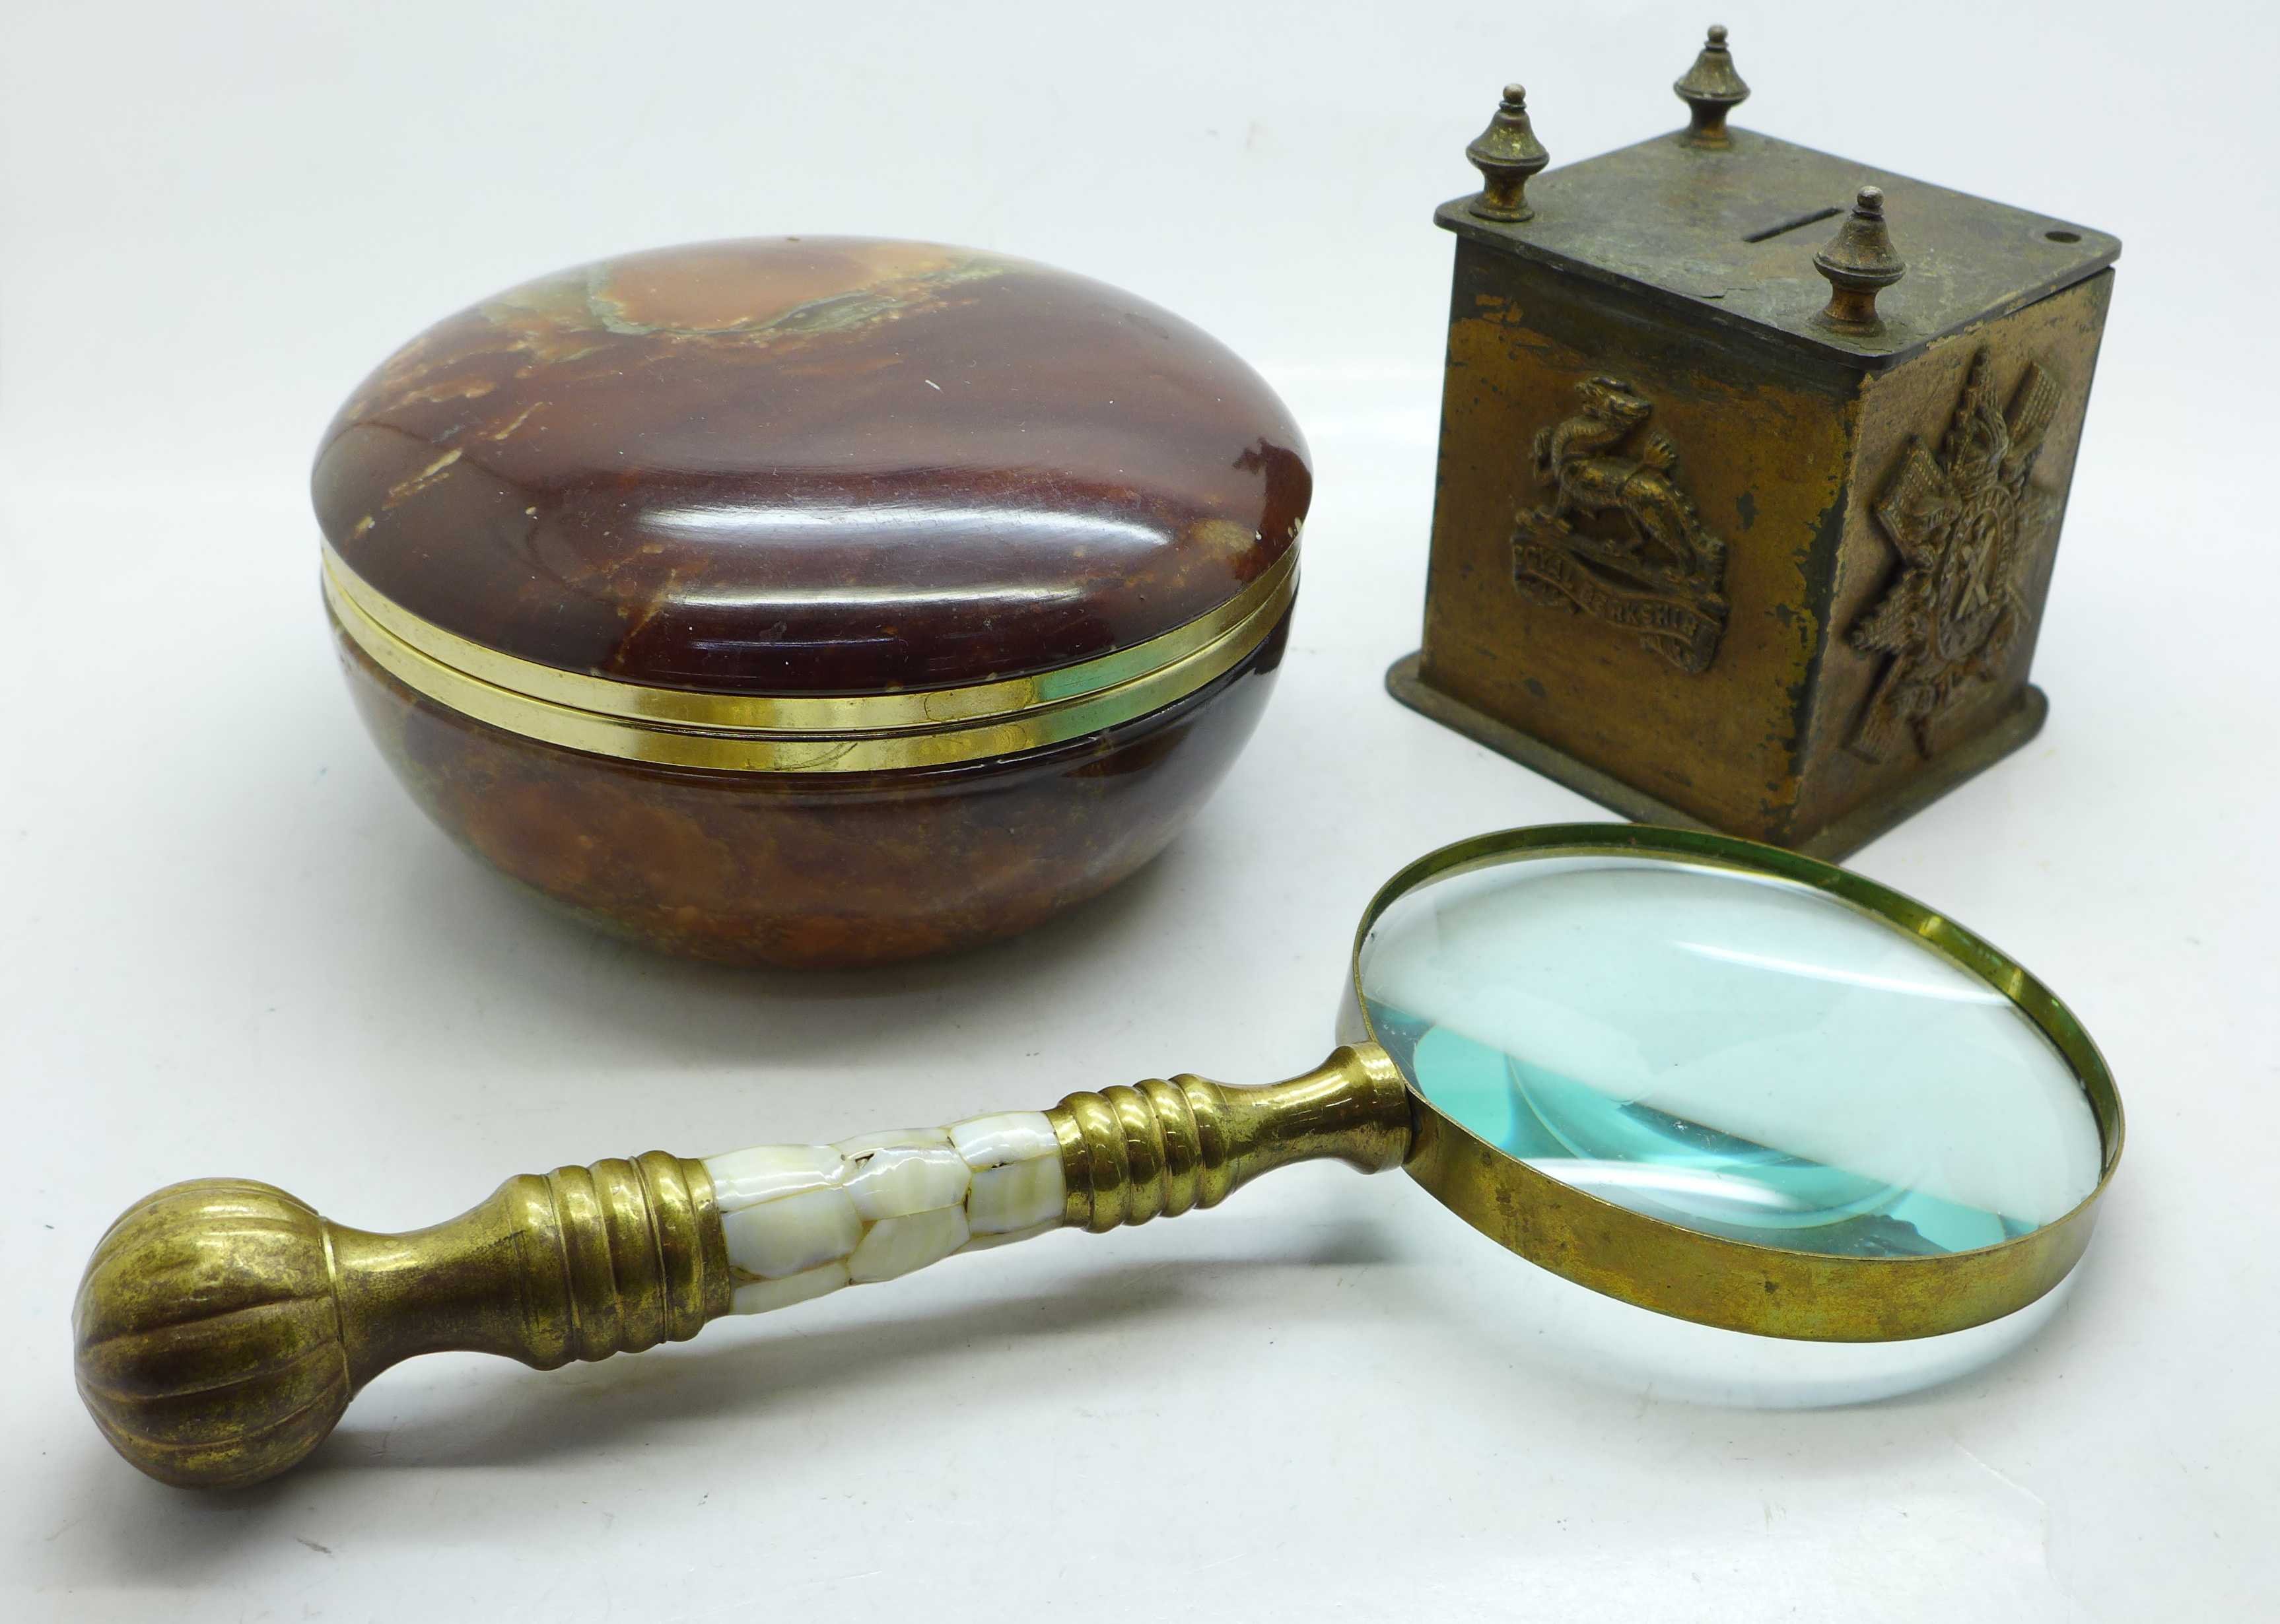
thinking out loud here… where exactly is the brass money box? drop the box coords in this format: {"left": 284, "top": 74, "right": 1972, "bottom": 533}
{"left": 1389, "top": 28, "right": 2117, "bottom": 856}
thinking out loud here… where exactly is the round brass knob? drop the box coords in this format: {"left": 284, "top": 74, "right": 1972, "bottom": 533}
{"left": 73, "top": 1180, "right": 351, "bottom": 1489}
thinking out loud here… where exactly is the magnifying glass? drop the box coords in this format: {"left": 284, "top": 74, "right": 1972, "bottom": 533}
{"left": 74, "top": 824, "right": 2121, "bottom": 1489}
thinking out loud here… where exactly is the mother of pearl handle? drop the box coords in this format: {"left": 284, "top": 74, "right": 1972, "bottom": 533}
{"left": 72, "top": 1046, "right": 1410, "bottom": 1490}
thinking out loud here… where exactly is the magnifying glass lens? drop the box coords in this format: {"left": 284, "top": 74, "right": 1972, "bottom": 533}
{"left": 1360, "top": 854, "right": 2102, "bottom": 1258}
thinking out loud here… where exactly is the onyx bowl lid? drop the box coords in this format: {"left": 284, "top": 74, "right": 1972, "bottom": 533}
{"left": 314, "top": 237, "right": 1307, "bottom": 772}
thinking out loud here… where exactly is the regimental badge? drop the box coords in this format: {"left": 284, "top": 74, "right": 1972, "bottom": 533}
{"left": 1848, "top": 351, "right": 2063, "bottom": 763}
{"left": 1510, "top": 376, "right": 1731, "bottom": 675}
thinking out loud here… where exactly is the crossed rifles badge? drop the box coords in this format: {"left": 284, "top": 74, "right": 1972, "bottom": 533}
{"left": 1511, "top": 377, "right": 1730, "bottom": 675}
{"left": 1848, "top": 351, "right": 2063, "bottom": 762}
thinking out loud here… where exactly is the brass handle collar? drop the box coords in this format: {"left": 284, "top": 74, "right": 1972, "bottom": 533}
{"left": 1049, "top": 1044, "right": 1412, "bottom": 1231}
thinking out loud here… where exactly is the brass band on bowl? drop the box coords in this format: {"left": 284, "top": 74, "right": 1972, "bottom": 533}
{"left": 1351, "top": 823, "right": 2125, "bottom": 1343}
{"left": 322, "top": 545, "right": 1297, "bottom": 774}
{"left": 324, "top": 541, "right": 1296, "bottom": 732}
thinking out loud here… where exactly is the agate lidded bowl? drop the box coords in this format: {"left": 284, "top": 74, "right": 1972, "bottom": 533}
{"left": 316, "top": 237, "right": 1305, "bottom": 967}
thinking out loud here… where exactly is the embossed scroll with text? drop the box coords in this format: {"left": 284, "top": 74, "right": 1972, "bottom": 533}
{"left": 1510, "top": 376, "right": 1731, "bottom": 675}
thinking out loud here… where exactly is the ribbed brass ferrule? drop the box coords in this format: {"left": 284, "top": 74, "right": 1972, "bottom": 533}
{"left": 1052, "top": 1077, "right": 1234, "bottom": 1231}
{"left": 331, "top": 1151, "right": 732, "bottom": 1378}
{"left": 1048, "top": 1044, "right": 1414, "bottom": 1233}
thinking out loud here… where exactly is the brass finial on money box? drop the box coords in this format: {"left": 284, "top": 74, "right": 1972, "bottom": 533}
{"left": 1813, "top": 186, "right": 1907, "bottom": 335}
{"left": 1674, "top": 24, "right": 1750, "bottom": 146}
{"left": 1389, "top": 26, "right": 2118, "bottom": 858}
{"left": 1466, "top": 85, "right": 1550, "bottom": 222}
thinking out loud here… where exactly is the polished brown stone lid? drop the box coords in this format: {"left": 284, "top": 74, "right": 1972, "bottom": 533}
{"left": 314, "top": 238, "right": 1308, "bottom": 699}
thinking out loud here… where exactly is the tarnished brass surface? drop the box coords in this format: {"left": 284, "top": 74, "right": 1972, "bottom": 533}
{"left": 1465, "top": 85, "right": 1549, "bottom": 223}
{"left": 1353, "top": 823, "right": 2125, "bottom": 1341}
{"left": 1673, "top": 25, "right": 1750, "bottom": 147}
{"left": 1411, "top": 166, "right": 2111, "bottom": 847}
{"left": 1846, "top": 352, "right": 2061, "bottom": 764}
{"left": 72, "top": 1153, "right": 731, "bottom": 1489}
{"left": 1437, "top": 130, "right": 2115, "bottom": 367}
{"left": 1048, "top": 1046, "right": 1412, "bottom": 1231}
{"left": 324, "top": 542, "right": 1297, "bottom": 774}
{"left": 1813, "top": 186, "right": 1908, "bottom": 336}
{"left": 1412, "top": 38, "right": 2116, "bottom": 852}
{"left": 1512, "top": 375, "right": 1731, "bottom": 674}
{"left": 1385, "top": 654, "right": 2049, "bottom": 863}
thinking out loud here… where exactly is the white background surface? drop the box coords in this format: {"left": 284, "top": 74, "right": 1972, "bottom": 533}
{"left": 3, "top": 2, "right": 2273, "bottom": 1619}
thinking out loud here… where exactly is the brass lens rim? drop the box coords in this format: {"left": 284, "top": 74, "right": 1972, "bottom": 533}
{"left": 323, "top": 543, "right": 1297, "bottom": 774}
{"left": 1350, "top": 823, "right": 2124, "bottom": 1343}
